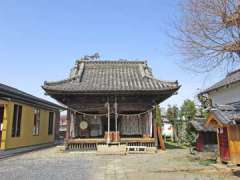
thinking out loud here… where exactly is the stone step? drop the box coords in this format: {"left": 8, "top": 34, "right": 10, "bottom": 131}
{"left": 127, "top": 146, "right": 157, "bottom": 154}
{"left": 96, "top": 144, "right": 127, "bottom": 155}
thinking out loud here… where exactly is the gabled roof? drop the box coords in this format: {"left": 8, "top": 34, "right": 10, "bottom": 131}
{"left": 208, "top": 103, "right": 240, "bottom": 126}
{"left": 190, "top": 118, "right": 216, "bottom": 132}
{"left": 0, "top": 83, "right": 65, "bottom": 111}
{"left": 201, "top": 69, "right": 240, "bottom": 94}
{"left": 43, "top": 60, "right": 180, "bottom": 94}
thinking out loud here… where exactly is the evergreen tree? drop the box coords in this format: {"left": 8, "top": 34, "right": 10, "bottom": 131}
{"left": 166, "top": 105, "right": 179, "bottom": 142}
{"left": 180, "top": 100, "right": 196, "bottom": 121}
{"left": 180, "top": 100, "right": 197, "bottom": 145}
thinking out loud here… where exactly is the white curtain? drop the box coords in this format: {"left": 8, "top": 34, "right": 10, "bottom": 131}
{"left": 120, "top": 115, "right": 142, "bottom": 135}
{"left": 89, "top": 116, "right": 102, "bottom": 137}
{"left": 119, "top": 112, "right": 153, "bottom": 136}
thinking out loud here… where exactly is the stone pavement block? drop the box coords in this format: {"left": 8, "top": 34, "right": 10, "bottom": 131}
{"left": 105, "top": 174, "right": 117, "bottom": 180}
{"left": 97, "top": 144, "right": 127, "bottom": 155}
{"left": 0, "top": 143, "right": 55, "bottom": 159}
{"left": 0, "top": 147, "right": 238, "bottom": 180}
{"left": 126, "top": 172, "right": 145, "bottom": 180}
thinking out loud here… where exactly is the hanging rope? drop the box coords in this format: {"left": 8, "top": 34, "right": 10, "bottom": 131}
{"left": 68, "top": 107, "right": 107, "bottom": 117}
{"left": 68, "top": 106, "right": 156, "bottom": 117}
{"left": 118, "top": 106, "right": 155, "bottom": 117}
{"left": 77, "top": 112, "right": 107, "bottom": 117}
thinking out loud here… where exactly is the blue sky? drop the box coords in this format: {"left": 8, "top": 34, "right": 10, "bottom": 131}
{"left": 0, "top": 0, "right": 230, "bottom": 108}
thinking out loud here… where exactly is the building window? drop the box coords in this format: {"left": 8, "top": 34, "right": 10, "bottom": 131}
{"left": 48, "top": 112, "right": 54, "bottom": 135}
{"left": 33, "top": 109, "right": 40, "bottom": 136}
{"left": 12, "top": 104, "right": 22, "bottom": 137}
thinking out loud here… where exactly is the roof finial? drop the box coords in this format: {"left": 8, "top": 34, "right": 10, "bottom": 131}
{"left": 80, "top": 52, "right": 100, "bottom": 61}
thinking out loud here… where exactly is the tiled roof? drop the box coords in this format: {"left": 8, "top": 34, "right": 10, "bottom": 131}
{"left": 43, "top": 60, "right": 180, "bottom": 94}
{"left": 0, "top": 83, "right": 64, "bottom": 110}
{"left": 201, "top": 69, "right": 240, "bottom": 94}
{"left": 209, "top": 103, "right": 240, "bottom": 125}
{"left": 190, "top": 118, "right": 216, "bottom": 132}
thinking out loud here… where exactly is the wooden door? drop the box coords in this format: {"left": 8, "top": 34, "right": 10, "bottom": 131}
{"left": 196, "top": 132, "right": 204, "bottom": 152}
{"left": 227, "top": 126, "right": 240, "bottom": 164}
{"left": 218, "top": 127, "right": 230, "bottom": 162}
{"left": 0, "top": 106, "right": 4, "bottom": 147}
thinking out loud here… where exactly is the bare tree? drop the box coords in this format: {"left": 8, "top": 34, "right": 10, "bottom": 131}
{"left": 175, "top": 0, "right": 240, "bottom": 72}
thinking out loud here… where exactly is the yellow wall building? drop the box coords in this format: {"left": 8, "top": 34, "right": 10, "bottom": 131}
{"left": 0, "top": 83, "right": 63, "bottom": 150}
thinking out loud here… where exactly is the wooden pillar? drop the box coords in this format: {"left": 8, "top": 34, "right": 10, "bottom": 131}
{"left": 153, "top": 106, "right": 158, "bottom": 147}
{"left": 115, "top": 96, "right": 118, "bottom": 133}
{"left": 107, "top": 97, "right": 110, "bottom": 144}
{"left": 156, "top": 105, "right": 166, "bottom": 150}
{"left": 216, "top": 128, "right": 221, "bottom": 163}
{"left": 157, "top": 126, "right": 166, "bottom": 150}
{"left": 150, "top": 110, "right": 153, "bottom": 137}
{"left": 66, "top": 109, "right": 71, "bottom": 140}
{"left": 70, "top": 112, "right": 75, "bottom": 138}
{"left": 75, "top": 113, "right": 80, "bottom": 138}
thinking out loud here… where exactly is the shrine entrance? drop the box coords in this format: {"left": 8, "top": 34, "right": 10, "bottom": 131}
{"left": 102, "top": 115, "right": 116, "bottom": 132}
{"left": 42, "top": 59, "right": 180, "bottom": 152}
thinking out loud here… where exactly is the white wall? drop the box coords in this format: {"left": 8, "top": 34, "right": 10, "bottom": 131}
{"left": 209, "top": 82, "right": 240, "bottom": 105}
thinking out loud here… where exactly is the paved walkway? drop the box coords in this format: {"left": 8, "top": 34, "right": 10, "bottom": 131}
{"left": 0, "top": 143, "right": 55, "bottom": 159}
{"left": 0, "top": 147, "right": 239, "bottom": 180}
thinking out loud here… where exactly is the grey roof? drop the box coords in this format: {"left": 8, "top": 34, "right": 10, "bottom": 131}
{"left": 190, "top": 118, "right": 216, "bottom": 132}
{"left": 43, "top": 60, "right": 180, "bottom": 94}
{"left": 0, "top": 83, "right": 64, "bottom": 111}
{"left": 210, "top": 103, "right": 240, "bottom": 125}
{"left": 201, "top": 69, "right": 240, "bottom": 94}
{"left": 229, "top": 101, "right": 240, "bottom": 109}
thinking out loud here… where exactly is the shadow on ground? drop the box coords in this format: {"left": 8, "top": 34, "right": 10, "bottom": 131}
{"left": 233, "top": 170, "right": 240, "bottom": 177}
{"left": 165, "top": 142, "right": 185, "bottom": 149}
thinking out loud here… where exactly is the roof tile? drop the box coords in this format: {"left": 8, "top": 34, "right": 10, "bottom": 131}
{"left": 43, "top": 60, "right": 179, "bottom": 93}
{"left": 201, "top": 69, "right": 240, "bottom": 94}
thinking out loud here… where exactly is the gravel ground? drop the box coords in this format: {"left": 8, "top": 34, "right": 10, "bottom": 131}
{"left": 0, "top": 146, "right": 239, "bottom": 180}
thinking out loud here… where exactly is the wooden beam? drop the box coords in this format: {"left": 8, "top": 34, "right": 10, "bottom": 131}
{"left": 206, "top": 114, "right": 225, "bottom": 128}
{"left": 157, "top": 126, "right": 165, "bottom": 150}
{"left": 67, "top": 102, "right": 153, "bottom": 114}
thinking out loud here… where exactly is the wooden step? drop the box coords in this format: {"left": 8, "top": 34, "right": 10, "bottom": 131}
{"left": 67, "top": 143, "right": 97, "bottom": 151}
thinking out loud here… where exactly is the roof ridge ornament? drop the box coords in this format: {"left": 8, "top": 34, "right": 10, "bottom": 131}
{"left": 69, "top": 53, "right": 100, "bottom": 79}
{"left": 79, "top": 52, "right": 100, "bottom": 61}
{"left": 139, "top": 62, "right": 153, "bottom": 79}
{"left": 69, "top": 61, "right": 85, "bottom": 79}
